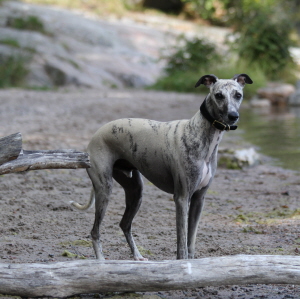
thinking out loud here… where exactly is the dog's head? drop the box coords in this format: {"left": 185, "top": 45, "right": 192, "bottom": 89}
{"left": 195, "top": 74, "right": 253, "bottom": 125}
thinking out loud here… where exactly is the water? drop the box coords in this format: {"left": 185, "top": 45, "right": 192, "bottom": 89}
{"left": 238, "top": 105, "right": 300, "bottom": 171}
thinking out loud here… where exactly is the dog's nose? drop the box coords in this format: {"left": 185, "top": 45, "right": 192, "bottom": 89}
{"left": 228, "top": 111, "right": 239, "bottom": 122}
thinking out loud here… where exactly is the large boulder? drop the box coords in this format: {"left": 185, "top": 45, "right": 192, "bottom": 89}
{"left": 0, "top": 1, "right": 168, "bottom": 88}
{"left": 257, "top": 83, "right": 295, "bottom": 106}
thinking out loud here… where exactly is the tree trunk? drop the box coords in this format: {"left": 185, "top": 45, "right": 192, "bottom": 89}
{"left": 0, "top": 255, "right": 299, "bottom": 298}
{"left": 0, "top": 132, "right": 22, "bottom": 165}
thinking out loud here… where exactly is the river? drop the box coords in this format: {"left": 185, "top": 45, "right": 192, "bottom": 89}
{"left": 239, "top": 105, "right": 300, "bottom": 171}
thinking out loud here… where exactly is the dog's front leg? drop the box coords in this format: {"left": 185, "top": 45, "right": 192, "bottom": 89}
{"left": 174, "top": 192, "right": 190, "bottom": 259}
{"left": 187, "top": 186, "right": 209, "bottom": 259}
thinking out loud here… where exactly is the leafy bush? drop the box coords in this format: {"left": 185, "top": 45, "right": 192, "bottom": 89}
{"left": 182, "top": 0, "right": 226, "bottom": 25}
{"left": 151, "top": 70, "right": 200, "bottom": 93}
{"left": 180, "top": 0, "right": 298, "bottom": 82}
{"left": 162, "top": 35, "right": 223, "bottom": 75}
{"left": 151, "top": 58, "right": 267, "bottom": 99}
{"left": 229, "top": 9, "right": 297, "bottom": 81}
{"left": 6, "top": 15, "right": 47, "bottom": 34}
{"left": 151, "top": 36, "right": 223, "bottom": 93}
{"left": 214, "top": 60, "right": 267, "bottom": 98}
{"left": 151, "top": 35, "right": 266, "bottom": 98}
{"left": 152, "top": 0, "right": 298, "bottom": 95}
{"left": 0, "top": 55, "right": 29, "bottom": 88}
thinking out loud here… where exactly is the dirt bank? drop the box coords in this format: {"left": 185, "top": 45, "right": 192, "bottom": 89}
{"left": 0, "top": 88, "right": 299, "bottom": 299}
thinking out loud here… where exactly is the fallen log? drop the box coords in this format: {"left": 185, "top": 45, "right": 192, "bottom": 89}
{"left": 0, "top": 132, "right": 90, "bottom": 174}
{"left": 0, "top": 149, "right": 90, "bottom": 175}
{"left": 0, "top": 132, "right": 22, "bottom": 165}
{"left": 0, "top": 255, "right": 299, "bottom": 298}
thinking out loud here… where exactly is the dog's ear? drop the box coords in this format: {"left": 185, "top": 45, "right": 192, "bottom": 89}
{"left": 232, "top": 74, "right": 253, "bottom": 87}
{"left": 195, "top": 74, "right": 218, "bottom": 88}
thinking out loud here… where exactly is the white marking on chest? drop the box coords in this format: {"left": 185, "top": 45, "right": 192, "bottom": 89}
{"left": 199, "top": 131, "right": 223, "bottom": 189}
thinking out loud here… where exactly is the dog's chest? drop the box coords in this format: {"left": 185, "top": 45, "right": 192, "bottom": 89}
{"left": 198, "top": 131, "right": 223, "bottom": 189}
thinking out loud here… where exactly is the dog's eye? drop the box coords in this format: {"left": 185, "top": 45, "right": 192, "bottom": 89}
{"left": 235, "top": 92, "right": 242, "bottom": 100}
{"left": 215, "top": 92, "right": 224, "bottom": 100}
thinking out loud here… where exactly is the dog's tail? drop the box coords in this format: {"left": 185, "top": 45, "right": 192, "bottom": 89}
{"left": 70, "top": 188, "right": 95, "bottom": 210}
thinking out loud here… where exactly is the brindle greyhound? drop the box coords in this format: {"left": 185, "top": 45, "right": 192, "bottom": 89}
{"left": 71, "top": 74, "right": 253, "bottom": 260}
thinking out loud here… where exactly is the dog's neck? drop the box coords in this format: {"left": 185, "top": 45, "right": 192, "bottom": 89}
{"left": 187, "top": 95, "right": 223, "bottom": 134}
{"left": 184, "top": 106, "right": 224, "bottom": 162}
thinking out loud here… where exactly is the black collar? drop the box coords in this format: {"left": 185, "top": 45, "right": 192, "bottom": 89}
{"left": 200, "top": 98, "right": 237, "bottom": 131}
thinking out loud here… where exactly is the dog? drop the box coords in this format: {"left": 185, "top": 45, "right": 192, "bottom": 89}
{"left": 71, "top": 74, "right": 253, "bottom": 260}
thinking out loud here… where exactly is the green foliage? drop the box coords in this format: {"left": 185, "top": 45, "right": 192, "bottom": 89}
{"left": 182, "top": 0, "right": 226, "bottom": 25}
{"left": 180, "top": 0, "right": 299, "bottom": 82}
{"left": 163, "top": 35, "right": 223, "bottom": 75}
{"left": 227, "top": 5, "right": 297, "bottom": 81}
{"left": 222, "top": 0, "right": 279, "bottom": 27}
{"left": 152, "top": 0, "right": 298, "bottom": 95}
{"left": 151, "top": 36, "right": 223, "bottom": 93}
{"left": 151, "top": 70, "right": 199, "bottom": 93}
{"left": 0, "top": 38, "right": 37, "bottom": 54}
{"left": 0, "top": 55, "right": 29, "bottom": 88}
{"left": 213, "top": 59, "right": 267, "bottom": 94}
{"left": 0, "top": 38, "right": 20, "bottom": 48}
{"left": 151, "top": 34, "right": 266, "bottom": 98}
{"left": 151, "top": 60, "right": 266, "bottom": 99}
{"left": 6, "top": 15, "right": 46, "bottom": 34}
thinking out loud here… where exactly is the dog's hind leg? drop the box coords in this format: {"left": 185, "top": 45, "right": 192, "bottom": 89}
{"left": 113, "top": 168, "right": 147, "bottom": 261}
{"left": 88, "top": 167, "right": 113, "bottom": 260}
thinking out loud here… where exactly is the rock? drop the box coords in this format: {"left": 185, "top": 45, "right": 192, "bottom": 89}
{"left": 249, "top": 97, "right": 271, "bottom": 108}
{"left": 257, "top": 83, "right": 295, "bottom": 106}
{"left": 0, "top": 1, "right": 236, "bottom": 89}
{"left": 234, "top": 148, "right": 260, "bottom": 167}
{"left": 218, "top": 147, "right": 260, "bottom": 169}
{"left": 289, "top": 91, "right": 300, "bottom": 106}
{"left": 0, "top": 1, "right": 168, "bottom": 88}
{"left": 288, "top": 80, "right": 300, "bottom": 106}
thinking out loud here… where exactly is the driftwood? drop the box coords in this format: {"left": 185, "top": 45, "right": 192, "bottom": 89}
{"left": 0, "top": 132, "right": 22, "bottom": 165}
{"left": 0, "top": 255, "right": 299, "bottom": 298}
{"left": 0, "top": 149, "right": 90, "bottom": 175}
{"left": 0, "top": 133, "right": 90, "bottom": 174}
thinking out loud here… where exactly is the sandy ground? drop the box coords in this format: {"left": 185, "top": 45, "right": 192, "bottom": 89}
{"left": 0, "top": 88, "right": 299, "bottom": 299}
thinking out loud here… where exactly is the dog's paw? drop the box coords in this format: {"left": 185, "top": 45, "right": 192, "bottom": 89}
{"left": 134, "top": 257, "right": 148, "bottom": 261}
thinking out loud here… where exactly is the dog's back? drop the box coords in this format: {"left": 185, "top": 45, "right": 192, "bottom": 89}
{"left": 87, "top": 117, "right": 189, "bottom": 194}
